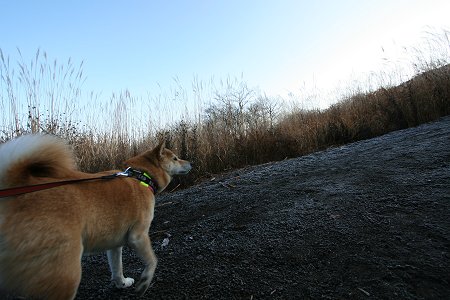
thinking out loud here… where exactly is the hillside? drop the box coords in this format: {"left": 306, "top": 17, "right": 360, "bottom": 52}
{"left": 73, "top": 116, "right": 450, "bottom": 299}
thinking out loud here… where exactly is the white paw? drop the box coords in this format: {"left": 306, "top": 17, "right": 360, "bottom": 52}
{"left": 135, "top": 278, "right": 151, "bottom": 296}
{"left": 113, "top": 277, "right": 135, "bottom": 288}
{"left": 123, "top": 277, "right": 135, "bottom": 288}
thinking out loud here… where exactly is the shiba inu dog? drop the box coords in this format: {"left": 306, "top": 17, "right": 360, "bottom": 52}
{"left": 0, "top": 134, "right": 191, "bottom": 299}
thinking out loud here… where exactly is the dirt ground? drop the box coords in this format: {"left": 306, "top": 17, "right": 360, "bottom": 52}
{"left": 5, "top": 116, "right": 449, "bottom": 299}
{"left": 74, "top": 116, "right": 450, "bottom": 299}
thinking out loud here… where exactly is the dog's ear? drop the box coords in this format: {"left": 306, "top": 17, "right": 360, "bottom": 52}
{"left": 153, "top": 140, "right": 165, "bottom": 156}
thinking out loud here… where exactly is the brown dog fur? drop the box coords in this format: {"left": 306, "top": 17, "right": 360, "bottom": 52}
{"left": 0, "top": 134, "right": 191, "bottom": 299}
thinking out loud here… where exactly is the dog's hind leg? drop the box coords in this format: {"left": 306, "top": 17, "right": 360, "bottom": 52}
{"left": 128, "top": 232, "right": 157, "bottom": 296}
{"left": 107, "top": 247, "right": 135, "bottom": 288}
{"left": 43, "top": 263, "right": 81, "bottom": 300}
{"left": 0, "top": 221, "right": 83, "bottom": 299}
{"left": 24, "top": 242, "right": 83, "bottom": 300}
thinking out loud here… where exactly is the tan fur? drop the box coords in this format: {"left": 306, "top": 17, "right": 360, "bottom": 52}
{"left": 0, "top": 135, "right": 191, "bottom": 299}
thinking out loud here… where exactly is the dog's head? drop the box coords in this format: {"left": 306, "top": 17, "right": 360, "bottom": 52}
{"left": 125, "top": 141, "right": 191, "bottom": 193}
{"left": 153, "top": 141, "right": 192, "bottom": 176}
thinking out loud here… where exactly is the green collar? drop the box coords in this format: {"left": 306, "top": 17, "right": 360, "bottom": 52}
{"left": 117, "top": 167, "right": 158, "bottom": 193}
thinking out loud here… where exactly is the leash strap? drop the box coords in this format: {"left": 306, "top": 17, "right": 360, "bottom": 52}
{"left": 0, "top": 175, "right": 118, "bottom": 199}
{"left": 0, "top": 168, "right": 157, "bottom": 199}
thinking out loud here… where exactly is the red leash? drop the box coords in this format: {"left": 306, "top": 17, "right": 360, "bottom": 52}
{"left": 0, "top": 174, "right": 119, "bottom": 199}
{"left": 0, "top": 167, "right": 157, "bottom": 199}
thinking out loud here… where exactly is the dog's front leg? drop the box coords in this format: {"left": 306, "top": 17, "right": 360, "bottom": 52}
{"left": 107, "top": 247, "right": 135, "bottom": 288}
{"left": 128, "top": 233, "right": 157, "bottom": 296}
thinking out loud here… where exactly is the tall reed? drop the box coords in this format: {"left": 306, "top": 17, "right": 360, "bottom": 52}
{"left": 1, "top": 30, "right": 449, "bottom": 188}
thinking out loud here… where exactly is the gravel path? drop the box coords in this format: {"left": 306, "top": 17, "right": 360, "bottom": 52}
{"left": 43, "top": 117, "right": 450, "bottom": 299}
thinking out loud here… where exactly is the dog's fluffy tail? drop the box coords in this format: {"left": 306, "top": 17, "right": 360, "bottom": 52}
{"left": 0, "top": 134, "right": 76, "bottom": 189}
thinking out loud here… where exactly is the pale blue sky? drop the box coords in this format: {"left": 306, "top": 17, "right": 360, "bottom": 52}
{"left": 1, "top": 0, "right": 449, "bottom": 110}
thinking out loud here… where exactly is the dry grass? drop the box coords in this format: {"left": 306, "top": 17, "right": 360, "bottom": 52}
{"left": 0, "top": 48, "right": 84, "bottom": 140}
{"left": 1, "top": 30, "right": 449, "bottom": 187}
